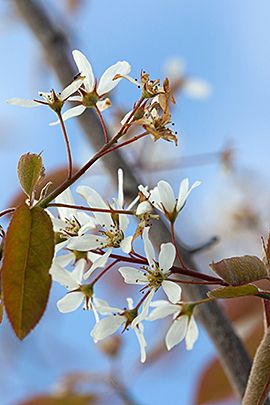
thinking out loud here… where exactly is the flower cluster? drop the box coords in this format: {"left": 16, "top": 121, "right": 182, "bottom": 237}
{"left": 48, "top": 168, "right": 200, "bottom": 362}
{"left": 7, "top": 48, "right": 202, "bottom": 362}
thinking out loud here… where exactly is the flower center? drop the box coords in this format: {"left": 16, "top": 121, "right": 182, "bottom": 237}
{"left": 82, "top": 91, "right": 99, "bottom": 108}
{"left": 103, "top": 228, "right": 124, "bottom": 248}
{"left": 63, "top": 217, "right": 81, "bottom": 237}
{"left": 143, "top": 264, "right": 166, "bottom": 288}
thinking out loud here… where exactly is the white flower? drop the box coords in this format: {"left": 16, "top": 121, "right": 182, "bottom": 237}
{"left": 91, "top": 294, "right": 153, "bottom": 363}
{"left": 118, "top": 227, "right": 181, "bottom": 304}
{"left": 49, "top": 258, "right": 100, "bottom": 321}
{"left": 7, "top": 76, "right": 84, "bottom": 113}
{"left": 50, "top": 50, "right": 131, "bottom": 125}
{"left": 67, "top": 169, "right": 134, "bottom": 278}
{"left": 149, "top": 178, "right": 201, "bottom": 221}
{"left": 147, "top": 300, "right": 199, "bottom": 351}
{"left": 48, "top": 187, "right": 96, "bottom": 238}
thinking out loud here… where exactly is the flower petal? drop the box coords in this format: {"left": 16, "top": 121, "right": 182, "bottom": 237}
{"left": 84, "top": 248, "right": 112, "bottom": 280}
{"left": 68, "top": 234, "right": 106, "bottom": 251}
{"left": 132, "top": 289, "right": 155, "bottom": 326}
{"left": 165, "top": 315, "right": 189, "bottom": 350}
{"left": 7, "top": 98, "right": 40, "bottom": 108}
{"left": 158, "top": 243, "right": 176, "bottom": 273}
{"left": 76, "top": 185, "right": 113, "bottom": 229}
{"left": 162, "top": 280, "right": 182, "bottom": 304}
{"left": 50, "top": 263, "right": 78, "bottom": 290}
{"left": 57, "top": 292, "right": 84, "bottom": 313}
{"left": 97, "top": 61, "right": 131, "bottom": 95}
{"left": 50, "top": 105, "right": 86, "bottom": 126}
{"left": 177, "top": 179, "right": 201, "bottom": 212}
{"left": 60, "top": 77, "right": 84, "bottom": 100}
{"left": 147, "top": 301, "right": 179, "bottom": 321}
{"left": 142, "top": 227, "right": 155, "bottom": 268}
{"left": 91, "top": 315, "right": 124, "bottom": 341}
{"left": 136, "top": 201, "right": 152, "bottom": 216}
{"left": 72, "top": 50, "right": 95, "bottom": 92}
{"left": 185, "top": 316, "right": 199, "bottom": 350}
{"left": 55, "top": 188, "right": 76, "bottom": 221}
{"left": 120, "top": 236, "right": 133, "bottom": 254}
{"left": 71, "top": 259, "right": 85, "bottom": 284}
{"left": 118, "top": 266, "right": 148, "bottom": 285}
{"left": 183, "top": 78, "right": 212, "bottom": 99}
{"left": 157, "top": 181, "right": 175, "bottom": 213}
{"left": 96, "top": 98, "right": 112, "bottom": 111}
{"left": 133, "top": 323, "right": 147, "bottom": 363}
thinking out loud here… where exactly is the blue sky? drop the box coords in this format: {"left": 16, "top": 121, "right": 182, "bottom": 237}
{"left": 0, "top": 1, "right": 269, "bottom": 404}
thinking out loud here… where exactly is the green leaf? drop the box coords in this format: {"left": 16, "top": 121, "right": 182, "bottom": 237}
{"left": 208, "top": 284, "right": 259, "bottom": 299}
{"left": 17, "top": 153, "right": 44, "bottom": 197}
{"left": 1, "top": 203, "right": 54, "bottom": 339}
{"left": 209, "top": 255, "right": 268, "bottom": 285}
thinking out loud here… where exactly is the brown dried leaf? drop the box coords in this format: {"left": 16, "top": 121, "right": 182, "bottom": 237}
{"left": 209, "top": 255, "right": 268, "bottom": 285}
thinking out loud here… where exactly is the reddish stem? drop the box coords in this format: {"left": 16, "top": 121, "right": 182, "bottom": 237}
{"left": 48, "top": 202, "right": 135, "bottom": 215}
{"left": 38, "top": 131, "right": 148, "bottom": 208}
{"left": 58, "top": 113, "right": 73, "bottom": 179}
{"left": 91, "top": 250, "right": 228, "bottom": 286}
{"left": 95, "top": 105, "right": 109, "bottom": 143}
{"left": 91, "top": 259, "right": 119, "bottom": 285}
{"left": 135, "top": 289, "right": 151, "bottom": 310}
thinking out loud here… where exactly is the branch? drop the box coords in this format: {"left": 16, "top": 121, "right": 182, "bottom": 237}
{"left": 11, "top": 0, "right": 263, "bottom": 401}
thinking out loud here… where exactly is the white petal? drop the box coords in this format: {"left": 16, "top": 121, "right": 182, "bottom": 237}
{"left": 55, "top": 188, "right": 76, "bottom": 220}
{"left": 7, "top": 98, "right": 40, "bottom": 108}
{"left": 50, "top": 263, "right": 79, "bottom": 290}
{"left": 49, "top": 105, "right": 86, "bottom": 126}
{"left": 120, "top": 236, "right": 133, "bottom": 254}
{"left": 96, "top": 98, "right": 112, "bottom": 111}
{"left": 97, "top": 61, "right": 131, "bottom": 95}
{"left": 57, "top": 292, "right": 84, "bottom": 313}
{"left": 68, "top": 234, "right": 106, "bottom": 251}
{"left": 165, "top": 316, "right": 189, "bottom": 350}
{"left": 51, "top": 217, "right": 67, "bottom": 233}
{"left": 83, "top": 248, "right": 112, "bottom": 280}
{"left": 177, "top": 179, "right": 201, "bottom": 212}
{"left": 68, "top": 95, "right": 83, "bottom": 102}
{"left": 158, "top": 243, "right": 176, "bottom": 273}
{"left": 132, "top": 289, "right": 155, "bottom": 326}
{"left": 71, "top": 259, "right": 85, "bottom": 284}
{"left": 119, "top": 213, "right": 129, "bottom": 233}
{"left": 76, "top": 186, "right": 113, "bottom": 229}
{"left": 149, "top": 186, "right": 162, "bottom": 211}
{"left": 147, "top": 301, "right": 179, "bottom": 321}
{"left": 142, "top": 227, "right": 155, "bottom": 268}
{"left": 72, "top": 50, "right": 95, "bottom": 92}
{"left": 133, "top": 324, "right": 147, "bottom": 363}
{"left": 93, "top": 297, "right": 121, "bottom": 315}
{"left": 162, "top": 280, "right": 182, "bottom": 304}
{"left": 157, "top": 181, "right": 176, "bottom": 213}
{"left": 118, "top": 266, "right": 148, "bottom": 285}
{"left": 60, "top": 77, "right": 84, "bottom": 100}
{"left": 54, "top": 252, "right": 74, "bottom": 268}
{"left": 136, "top": 201, "right": 152, "bottom": 216}
{"left": 185, "top": 316, "right": 199, "bottom": 350}
{"left": 91, "top": 315, "right": 124, "bottom": 341}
